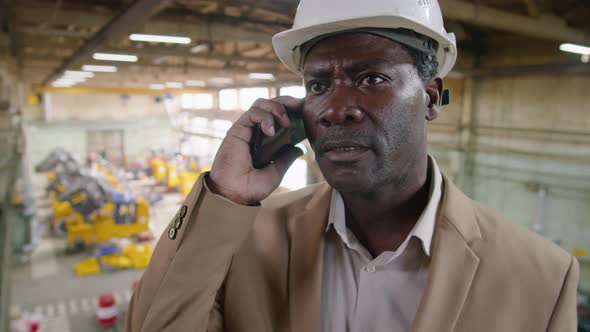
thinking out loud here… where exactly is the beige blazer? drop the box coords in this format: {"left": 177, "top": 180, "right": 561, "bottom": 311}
{"left": 126, "top": 173, "right": 579, "bottom": 332}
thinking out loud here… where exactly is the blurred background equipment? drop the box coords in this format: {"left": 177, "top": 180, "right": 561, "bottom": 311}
{"left": 0, "top": 0, "right": 589, "bottom": 331}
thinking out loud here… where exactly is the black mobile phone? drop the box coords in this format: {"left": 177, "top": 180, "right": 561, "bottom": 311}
{"left": 250, "top": 108, "right": 307, "bottom": 169}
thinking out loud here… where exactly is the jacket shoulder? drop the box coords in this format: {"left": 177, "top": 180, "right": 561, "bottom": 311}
{"left": 262, "top": 182, "right": 328, "bottom": 211}
{"left": 247, "top": 182, "right": 329, "bottom": 239}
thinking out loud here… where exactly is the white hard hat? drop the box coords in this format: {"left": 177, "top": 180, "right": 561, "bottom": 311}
{"left": 272, "top": 0, "right": 457, "bottom": 78}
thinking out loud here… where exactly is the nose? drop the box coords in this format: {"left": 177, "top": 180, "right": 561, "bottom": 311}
{"left": 318, "top": 89, "right": 365, "bottom": 127}
{"left": 319, "top": 107, "right": 364, "bottom": 127}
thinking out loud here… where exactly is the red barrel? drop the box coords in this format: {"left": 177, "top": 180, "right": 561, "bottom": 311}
{"left": 96, "top": 294, "right": 118, "bottom": 327}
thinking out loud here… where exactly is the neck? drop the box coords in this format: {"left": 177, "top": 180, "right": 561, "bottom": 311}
{"left": 341, "top": 155, "right": 432, "bottom": 257}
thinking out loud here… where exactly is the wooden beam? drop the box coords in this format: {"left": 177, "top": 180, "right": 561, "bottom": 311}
{"left": 43, "top": 0, "right": 171, "bottom": 84}
{"left": 22, "top": 54, "right": 282, "bottom": 73}
{"left": 441, "top": 0, "right": 590, "bottom": 45}
{"left": 13, "top": 5, "right": 288, "bottom": 35}
{"left": 522, "top": 0, "right": 540, "bottom": 17}
{"left": 20, "top": 45, "right": 279, "bottom": 64}
{"left": 459, "top": 62, "right": 590, "bottom": 77}
{"left": 31, "top": 84, "right": 213, "bottom": 95}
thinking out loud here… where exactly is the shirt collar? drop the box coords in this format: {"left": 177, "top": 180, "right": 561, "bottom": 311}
{"left": 325, "top": 155, "right": 443, "bottom": 257}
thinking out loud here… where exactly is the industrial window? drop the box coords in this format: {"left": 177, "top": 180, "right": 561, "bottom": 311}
{"left": 280, "top": 85, "right": 306, "bottom": 98}
{"left": 212, "top": 119, "right": 232, "bottom": 137}
{"left": 219, "top": 89, "right": 239, "bottom": 111}
{"left": 239, "top": 87, "right": 269, "bottom": 111}
{"left": 181, "top": 93, "right": 214, "bottom": 110}
{"left": 190, "top": 117, "right": 209, "bottom": 134}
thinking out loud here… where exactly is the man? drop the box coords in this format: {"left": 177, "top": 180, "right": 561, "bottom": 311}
{"left": 126, "top": 0, "right": 579, "bottom": 331}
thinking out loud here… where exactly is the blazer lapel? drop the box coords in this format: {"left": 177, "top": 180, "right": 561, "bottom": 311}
{"left": 288, "top": 183, "right": 332, "bottom": 332}
{"left": 412, "top": 176, "right": 482, "bottom": 332}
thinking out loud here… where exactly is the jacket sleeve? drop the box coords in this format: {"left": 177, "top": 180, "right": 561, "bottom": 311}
{"left": 546, "top": 255, "right": 580, "bottom": 332}
{"left": 125, "top": 174, "right": 260, "bottom": 332}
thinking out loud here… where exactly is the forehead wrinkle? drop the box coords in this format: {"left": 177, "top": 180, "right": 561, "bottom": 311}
{"left": 303, "top": 34, "right": 414, "bottom": 77}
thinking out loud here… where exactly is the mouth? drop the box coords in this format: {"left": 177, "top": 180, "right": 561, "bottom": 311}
{"left": 320, "top": 141, "right": 370, "bottom": 163}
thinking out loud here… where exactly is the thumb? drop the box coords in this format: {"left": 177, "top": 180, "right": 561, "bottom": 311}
{"left": 268, "top": 146, "right": 304, "bottom": 181}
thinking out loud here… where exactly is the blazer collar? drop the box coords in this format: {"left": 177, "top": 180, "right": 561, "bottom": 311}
{"left": 288, "top": 173, "right": 482, "bottom": 332}
{"left": 412, "top": 174, "right": 482, "bottom": 332}
{"left": 288, "top": 182, "right": 331, "bottom": 332}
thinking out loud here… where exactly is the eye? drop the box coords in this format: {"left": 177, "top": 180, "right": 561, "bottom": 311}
{"left": 308, "top": 82, "right": 328, "bottom": 94}
{"left": 359, "top": 74, "right": 386, "bottom": 87}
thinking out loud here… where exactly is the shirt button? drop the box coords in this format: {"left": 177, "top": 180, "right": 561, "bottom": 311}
{"left": 364, "top": 266, "right": 376, "bottom": 273}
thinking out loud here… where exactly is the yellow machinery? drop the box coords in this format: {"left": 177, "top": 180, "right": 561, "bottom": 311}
{"left": 177, "top": 158, "right": 209, "bottom": 196}
{"left": 74, "top": 257, "right": 101, "bottom": 276}
{"left": 573, "top": 247, "right": 589, "bottom": 257}
{"left": 74, "top": 243, "right": 153, "bottom": 276}
{"left": 65, "top": 198, "right": 150, "bottom": 250}
{"left": 150, "top": 157, "right": 167, "bottom": 183}
{"left": 94, "top": 161, "right": 125, "bottom": 192}
{"left": 49, "top": 192, "right": 75, "bottom": 231}
{"left": 166, "top": 162, "right": 180, "bottom": 192}
{"left": 179, "top": 163, "right": 209, "bottom": 196}
{"left": 179, "top": 171, "right": 200, "bottom": 196}
{"left": 46, "top": 171, "right": 74, "bottom": 230}
{"left": 36, "top": 150, "right": 84, "bottom": 232}
{"left": 148, "top": 152, "right": 207, "bottom": 195}
{"left": 123, "top": 243, "right": 153, "bottom": 269}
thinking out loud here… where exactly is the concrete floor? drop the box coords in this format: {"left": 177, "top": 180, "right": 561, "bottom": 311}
{"left": 10, "top": 177, "right": 184, "bottom": 332}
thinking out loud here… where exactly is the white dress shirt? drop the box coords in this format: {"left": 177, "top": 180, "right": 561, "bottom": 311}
{"left": 321, "top": 157, "right": 443, "bottom": 332}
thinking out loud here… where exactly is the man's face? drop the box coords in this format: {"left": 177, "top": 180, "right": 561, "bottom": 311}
{"left": 302, "top": 33, "right": 435, "bottom": 194}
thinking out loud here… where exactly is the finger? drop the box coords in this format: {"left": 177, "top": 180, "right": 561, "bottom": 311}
{"left": 237, "top": 107, "right": 277, "bottom": 136}
{"left": 251, "top": 99, "right": 291, "bottom": 129}
{"left": 272, "top": 95, "right": 305, "bottom": 111}
{"left": 266, "top": 146, "right": 304, "bottom": 181}
{"left": 273, "top": 96, "right": 305, "bottom": 119}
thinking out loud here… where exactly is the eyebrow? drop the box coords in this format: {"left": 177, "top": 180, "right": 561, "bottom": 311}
{"left": 303, "top": 64, "right": 333, "bottom": 78}
{"left": 346, "top": 58, "right": 396, "bottom": 74}
{"left": 303, "top": 58, "right": 396, "bottom": 78}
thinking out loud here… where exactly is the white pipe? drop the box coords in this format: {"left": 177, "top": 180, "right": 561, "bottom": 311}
{"left": 533, "top": 187, "right": 547, "bottom": 234}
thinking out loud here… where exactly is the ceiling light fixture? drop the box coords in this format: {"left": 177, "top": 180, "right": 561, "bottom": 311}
{"left": 52, "top": 77, "right": 86, "bottom": 87}
{"left": 186, "top": 80, "right": 206, "bottom": 87}
{"left": 209, "top": 77, "right": 234, "bottom": 85}
{"left": 57, "top": 77, "right": 86, "bottom": 83}
{"left": 559, "top": 43, "right": 590, "bottom": 55}
{"left": 64, "top": 70, "right": 94, "bottom": 78}
{"left": 129, "top": 33, "right": 191, "bottom": 44}
{"left": 190, "top": 44, "right": 209, "bottom": 53}
{"left": 52, "top": 82, "right": 75, "bottom": 87}
{"left": 93, "top": 53, "right": 138, "bottom": 62}
{"left": 150, "top": 84, "right": 165, "bottom": 90}
{"left": 82, "top": 65, "right": 118, "bottom": 72}
{"left": 248, "top": 73, "right": 275, "bottom": 80}
{"left": 165, "top": 82, "right": 184, "bottom": 89}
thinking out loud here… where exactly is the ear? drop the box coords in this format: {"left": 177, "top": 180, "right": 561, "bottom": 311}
{"left": 425, "top": 78, "right": 443, "bottom": 121}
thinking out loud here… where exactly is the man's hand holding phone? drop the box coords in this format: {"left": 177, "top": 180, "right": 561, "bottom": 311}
{"left": 207, "top": 96, "right": 305, "bottom": 206}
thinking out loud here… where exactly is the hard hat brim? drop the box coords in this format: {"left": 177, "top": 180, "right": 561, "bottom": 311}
{"left": 273, "top": 15, "right": 457, "bottom": 78}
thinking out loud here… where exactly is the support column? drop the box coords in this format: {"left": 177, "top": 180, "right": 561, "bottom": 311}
{"left": 455, "top": 76, "right": 477, "bottom": 197}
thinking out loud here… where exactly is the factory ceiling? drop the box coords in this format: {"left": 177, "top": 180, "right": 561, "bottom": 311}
{"left": 1, "top": 0, "right": 589, "bottom": 90}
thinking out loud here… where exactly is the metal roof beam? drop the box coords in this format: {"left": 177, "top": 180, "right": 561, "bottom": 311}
{"left": 13, "top": 6, "right": 279, "bottom": 42}
{"left": 441, "top": 0, "right": 590, "bottom": 45}
{"left": 43, "top": 0, "right": 171, "bottom": 85}
{"left": 21, "top": 48, "right": 279, "bottom": 64}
